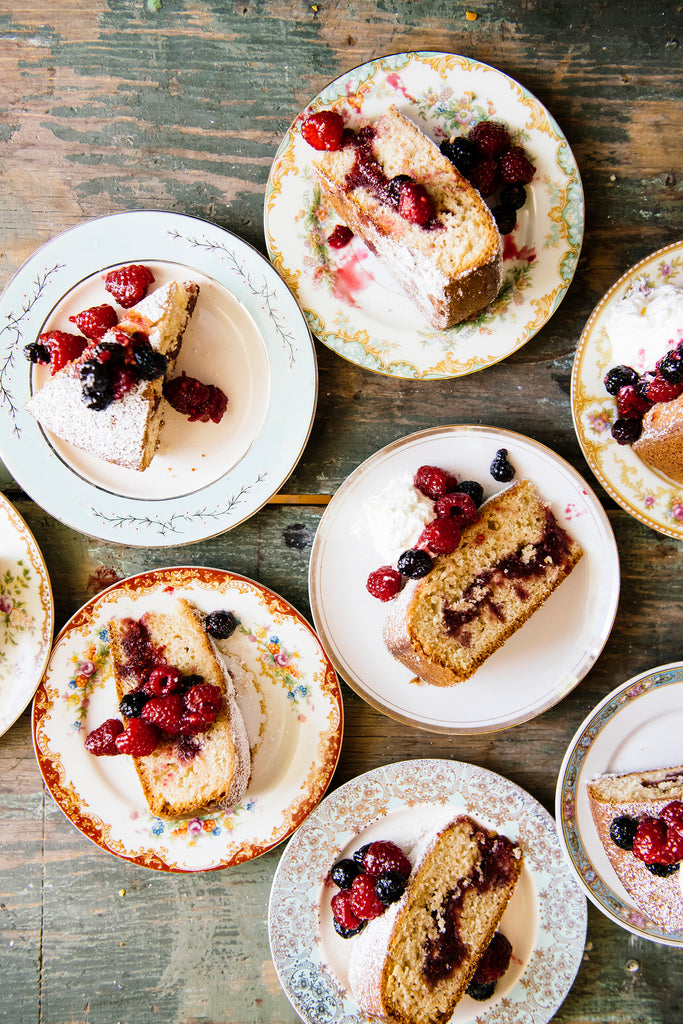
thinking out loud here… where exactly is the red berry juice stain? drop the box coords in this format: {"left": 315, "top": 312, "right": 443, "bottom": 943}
{"left": 502, "top": 235, "right": 536, "bottom": 263}
{"left": 331, "top": 246, "right": 371, "bottom": 306}
{"left": 87, "top": 566, "right": 122, "bottom": 594}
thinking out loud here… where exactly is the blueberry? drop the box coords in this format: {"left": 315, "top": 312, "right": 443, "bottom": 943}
{"left": 466, "top": 980, "right": 496, "bottom": 1001}
{"left": 397, "top": 549, "right": 433, "bottom": 579}
{"left": 609, "top": 815, "right": 639, "bottom": 851}
{"left": 333, "top": 916, "right": 366, "bottom": 939}
{"left": 490, "top": 449, "right": 516, "bottom": 482}
{"left": 440, "top": 137, "right": 478, "bottom": 174}
{"left": 205, "top": 610, "right": 238, "bottom": 639}
{"left": 374, "top": 870, "right": 408, "bottom": 905}
{"left": 330, "top": 858, "right": 362, "bottom": 890}
{"left": 456, "top": 480, "right": 484, "bottom": 507}
{"left": 603, "top": 365, "right": 640, "bottom": 396}
{"left": 646, "top": 862, "right": 679, "bottom": 877}
{"left": 119, "top": 691, "right": 150, "bottom": 718}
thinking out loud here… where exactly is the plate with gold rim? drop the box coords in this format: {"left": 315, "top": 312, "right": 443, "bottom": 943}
{"left": 264, "top": 50, "right": 583, "bottom": 380}
{"left": 0, "top": 492, "right": 54, "bottom": 736}
{"left": 571, "top": 239, "right": 683, "bottom": 539}
{"left": 269, "top": 758, "right": 586, "bottom": 1024}
{"left": 31, "top": 566, "right": 342, "bottom": 872}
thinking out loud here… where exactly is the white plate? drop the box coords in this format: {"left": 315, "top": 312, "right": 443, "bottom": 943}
{"left": 556, "top": 663, "right": 683, "bottom": 946}
{"left": 269, "top": 758, "right": 586, "bottom": 1024}
{"left": 0, "top": 492, "right": 53, "bottom": 735}
{"left": 0, "top": 211, "right": 317, "bottom": 545}
{"left": 32, "top": 566, "right": 343, "bottom": 872}
{"left": 571, "top": 240, "right": 683, "bottom": 539}
{"left": 309, "top": 425, "right": 619, "bottom": 734}
{"left": 265, "top": 51, "right": 583, "bottom": 379}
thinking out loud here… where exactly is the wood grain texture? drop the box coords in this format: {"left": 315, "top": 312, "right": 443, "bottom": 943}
{"left": 1, "top": 1, "right": 682, "bottom": 1022}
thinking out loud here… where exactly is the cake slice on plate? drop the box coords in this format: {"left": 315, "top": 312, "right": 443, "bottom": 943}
{"left": 26, "top": 279, "right": 199, "bottom": 471}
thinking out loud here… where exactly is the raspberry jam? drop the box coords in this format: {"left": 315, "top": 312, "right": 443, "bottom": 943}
{"left": 117, "top": 617, "right": 165, "bottom": 684}
{"left": 163, "top": 371, "right": 228, "bottom": 423}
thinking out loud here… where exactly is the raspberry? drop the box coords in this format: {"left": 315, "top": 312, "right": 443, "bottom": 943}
{"left": 398, "top": 182, "right": 435, "bottom": 225}
{"left": 467, "top": 157, "right": 498, "bottom": 197}
{"left": 611, "top": 418, "right": 642, "bottom": 445}
{"left": 183, "top": 683, "right": 222, "bottom": 715}
{"left": 414, "top": 465, "right": 457, "bottom": 500}
{"left": 363, "top": 841, "right": 411, "bottom": 879}
{"left": 84, "top": 718, "right": 124, "bottom": 756}
{"left": 632, "top": 816, "right": 668, "bottom": 864}
{"left": 205, "top": 610, "right": 238, "bottom": 639}
{"left": 604, "top": 365, "right": 640, "bottom": 396}
{"left": 39, "top": 330, "right": 87, "bottom": 374}
{"left": 104, "top": 264, "right": 155, "bottom": 308}
{"left": 468, "top": 121, "right": 510, "bottom": 157}
{"left": 111, "top": 365, "right": 138, "bottom": 400}
{"left": 68, "top": 303, "right": 118, "bottom": 340}
{"left": 658, "top": 824, "right": 683, "bottom": 865}
{"left": 418, "top": 517, "right": 462, "bottom": 554}
{"left": 499, "top": 146, "right": 535, "bottom": 185}
{"left": 616, "top": 385, "right": 650, "bottom": 419}
{"left": 330, "top": 858, "right": 363, "bottom": 889}
{"left": 331, "top": 889, "right": 365, "bottom": 936}
{"left": 396, "top": 549, "right": 433, "bottom": 579}
{"left": 115, "top": 717, "right": 159, "bottom": 756}
{"left": 144, "top": 665, "right": 183, "bottom": 696}
{"left": 440, "top": 136, "right": 478, "bottom": 174}
{"left": 366, "top": 566, "right": 402, "bottom": 601}
{"left": 163, "top": 371, "right": 229, "bottom": 423}
{"left": 348, "top": 873, "right": 386, "bottom": 921}
{"left": 490, "top": 448, "right": 516, "bottom": 482}
{"left": 141, "top": 694, "right": 185, "bottom": 736}
{"left": 661, "top": 801, "right": 683, "bottom": 835}
{"left": 492, "top": 203, "right": 517, "bottom": 236}
{"left": 180, "top": 707, "right": 220, "bottom": 735}
{"left": 470, "top": 931, "right": 512, "bottom": 985}
{"left": 646, "top": 374, "right": 683, "bottom": 404}
{"left": 434, "top": 491, "right": 478, "bottom": 525}
{"left": 301, "top": 110, "right": 345, "bottom": 151}
{"left": 328, "top": 224, "right": 353, "bottom": 248}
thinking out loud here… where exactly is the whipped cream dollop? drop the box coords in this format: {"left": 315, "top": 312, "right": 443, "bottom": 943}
{"left": 363, "top": 472, "right": 434, "bottom": 564}
{"left": 605, "top": 276, "right": 683, "bottom": 373}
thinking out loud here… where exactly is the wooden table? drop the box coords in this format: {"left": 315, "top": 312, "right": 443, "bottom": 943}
{"left": 1, "top": 2, "right": 682, "bottom": 1022}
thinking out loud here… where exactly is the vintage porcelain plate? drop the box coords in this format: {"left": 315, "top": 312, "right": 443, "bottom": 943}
{"left": 571, "top": 240, "right": 683, "bottom": 539}
{"left": 556, "top": 663, "right": 683, "bottom": 946}
{"left": 32, "top": 566, "right": 342, "bottom": 871}
{"left": 309, "top": 425, "right": 619, "bottom": 734}
{"left": 265, "top": 51, "right": 583, "bottom": 379}
{"left": 0, "top": 492, "right": 53, "bottom": 736}
{"left": 0, "top": 211, "right": 317, "bottom": 546}
{"left": 269, "top": 758, "right": 586, "bottom": 1024}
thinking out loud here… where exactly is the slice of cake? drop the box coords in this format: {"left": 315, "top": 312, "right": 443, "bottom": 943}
{"left": 587, "top": 765, "right": 683, "bottom": 932}
{"left": 632, "top": 392, "right": 683, "bottom": 482}
{"left": 109, "top": 598, "right": 250, "bottom": 819}
{"left": 306, "top": 105, "right": 502, "bottom": 329}
{"left": 347, "top": 816, "right": 523, "bottom": 1024}
{"left": 26, "top": 279, "right": 199, "bottom": 471}
{"left": 383, "top": 480, "right": 582, "bottom": 686}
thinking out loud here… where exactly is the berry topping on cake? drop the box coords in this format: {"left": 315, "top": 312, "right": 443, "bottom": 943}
{"left": 439, "top": 136, "right": 478, "bottom": 174}
{"left": 349, "top": 873, "right": 387, "bottom": 921}
{"left": 468, "top": 121, "right": 510, "bottom": 157}
{"left": 455, "top": 480, "right": 484, "bottom": 507}
{"left": 39, "top": 330, "right": 88, "bottom": 374}
{"left": 418, "top": 517, "right": 462, "bottom": 554}
{"left": 632, "top": 816, "right": 676, "bottom": 865}
{"left": 115, "top": 717, "right": 160, "bottom": 756}
{"left": 646, "top": 374, "right": 683, "bottom": 404}
{"left": 414, "top": 464, "right": 457, "bottom": 500}
{"left": 69, "top": 303, "right": 119, "bottom": 340}
{"left": 118, "top": 691, "right": 150, "bottom": 718}
{"left": 398, "top": 181, "right": 436, "bottom": 225}
{"left": 144, "top": 665, "right": 183, "bottom": 697}
{"left": 397, "top": 549, "right": 433, "bottom": 579}
{"left": 661, "top": 800, "right": 683, "bottom": 832}
{"left": 467, "top": 157, "right": 498, "bottom": 197}
{"left": 363, "top": 840, "right": 412, "bottom": 879}
{"left": 84, "top": 717, "right": 124, "bottom": 755}
{"left": 104, "top": 264, "right": 155, "bottom": 308}
{"left": 205, "top": 610, "right": 238, "bottom": 639}
{"left": 489, "top": 448, "right": 516, "bottom": 482}
{"left": 604, "top": 364, "right": 640, "bottom": 395}
{"left": 131, "top": 338, "right": 167, "bottom": 380}
{"left": 367, "top": 566, "right": 403, "bottom": 601}
{"left": 659, "top": 351, "right": 683, "bottom": 384}
{"left": 609, "top": 814, "right": 639, "bottom": 850}
{"left": 328, "top": 224, "right": 354, "bottom": 248}
{"left": 163, "top": 371, "right": 229, "bottom": 423}
{"left": 616, "top": 384, "right": 651, "bottom": 418}
{"left": 434, "top": 491, "right": 478, "bottom": 525}
{"left": 374, "top": 870, "right": 408, "bottom": 905}
{"left": 23, "top": 341, "right": 51, "bottom": 365}
{"left": 611, "top": 417, "right": 642, "bottom": 444}
{"left": 331, "top": 889, "right": 366, "bottom": 937}
{"left": 330, "top": 858, "right": 364, "bottom": 890}
{"left": 141, "top": 694, "right": 185, "bottom": 736}
{"left": 499, "top": 146, "right": 536, "bottom": 185}
{"left": 301, "top": 110, "right": 345, "bottom": 151}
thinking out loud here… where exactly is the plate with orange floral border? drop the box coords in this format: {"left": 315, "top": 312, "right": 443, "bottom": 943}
{"left": 31, "top": 566, "right": 342, "bottom": 872}
{"left": 264, "top": 51, "right": 583, "bottom": 379}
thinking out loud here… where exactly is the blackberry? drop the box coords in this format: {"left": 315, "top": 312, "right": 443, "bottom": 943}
{"left": 611, "top": 417, "right": 642, "bottom": 445}
{"left": 353, "top": 843, "right": 371, "bottom": 866}
{"left": 609, "top": 815, "right": 639, "bottom": 851}
{"left": 23, "top": 341, "right": 50, "bottom": 364}
{"left": 332, "top": 916, "right": 366, "bottom": 939}
{"left": 91, "top": 341, "right": 125, "bottom": 366}
{"left": 466, "top": 980, "right": 496, "bottom": 1001}
{"left": 490, "top": 448, "right": 516, "bottom": 482}
{"left": 330, "top": 858, "right": 363, "bottom": 890}
{"left": 659, "top": 352, "right": 683, "bottom": 385}
{"left": 80, "top": 358, "right": 113, "bottom": 391}
{"left": 603, "top": 364, "right": 640, "bottom": 396}
{"left": 440, "top": 136, "right": 478, "bottom": 174}
{"left": 387, "top": 174, "right": 413, "bottom": 207}
{"left": 646, "top": 861, "right": 679, "bottom": 877}
{"left": 491, "top": 203, "right": 517, "bottom": 235}
{"left": 82, "top": 385, "right": 114, "bottom": 410}
{"left": 636, "top": 371, "right": 656, "bottom": 400}
{"left": 500, "top": 183, "right": 527, "bottom": 210}
{"left": 374, "top": 870, "right": 407, "bottom": 905}
{"left": 132, "top": 342, "right": 167, "bottom": 381}
{"left": 397, "top": 549, "right": 433, "bottom": 579}
{"left": 119, "top": 691, "right": 150, "bottom": 718}
{"left": 205, "top": 610, "right": 238, "bottom": 639}
{"left": 180, "top": 673, "right": 205, "bottom": 693}
{"left": 456, "top": 480, "right": 484, "bottom": 507}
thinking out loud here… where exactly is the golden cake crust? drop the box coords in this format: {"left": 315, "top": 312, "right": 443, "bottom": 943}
{"left": 632, "top": 392, "right": 683, "bottom": 483}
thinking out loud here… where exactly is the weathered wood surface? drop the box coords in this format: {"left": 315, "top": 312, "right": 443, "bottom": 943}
{"left": 1, "top": 2, "right": 682, "bottom": 1023}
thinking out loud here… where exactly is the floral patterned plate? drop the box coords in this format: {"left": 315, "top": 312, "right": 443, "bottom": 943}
{"left": 269, "top": 758, "right": 587, "bottom": 1024}
{"left": 0, "top": 211, "right": 317, "bottom": 546}
{"left": 264, "top": 51, "right": 583, "bottom": 379}
{"left": 32, "top": 566, "right": 342, "bottom": 871}
{"left": 0, "top": 492, "right": 53, "bottom": 736}
{"left": 309, "top": 426, "right": 619, "bottom": 734}
{"left": 571, "top": 240, "right": 683, "bottom": 539}
{"left": 556, "top": 663, "right": 683, "bottom": 946}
